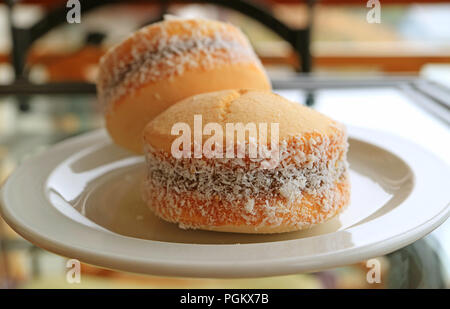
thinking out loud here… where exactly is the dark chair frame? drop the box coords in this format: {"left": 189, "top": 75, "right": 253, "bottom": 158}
{"left": 5, "top": 0, "right": 314, "bottom": 95}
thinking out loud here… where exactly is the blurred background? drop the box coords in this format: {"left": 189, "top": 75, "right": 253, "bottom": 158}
{"left": 0, "top": 0, "right": 449, "bottom": 288}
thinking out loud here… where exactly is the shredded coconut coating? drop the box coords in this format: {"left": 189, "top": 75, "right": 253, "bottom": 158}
{"left": 97, "top": 19, "right": 263, "bottom": 112}
{"left": 142, "top": 129, "right": 350, "bottom": 232}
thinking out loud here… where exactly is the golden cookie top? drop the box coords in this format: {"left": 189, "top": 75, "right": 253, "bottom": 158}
{"left": 143, "top": 89, "right": 342, "bottom": 153}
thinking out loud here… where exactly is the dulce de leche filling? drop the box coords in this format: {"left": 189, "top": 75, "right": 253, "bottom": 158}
{"left": 142, "top": 130, "right": 349, "bottom": 230}
{"left": 97, "top": 20, "right": 263, "bottom": 111}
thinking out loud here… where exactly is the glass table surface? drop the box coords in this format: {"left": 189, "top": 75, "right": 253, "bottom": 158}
{"left": 0, "top": 82, "right": 449, "bottom": 289}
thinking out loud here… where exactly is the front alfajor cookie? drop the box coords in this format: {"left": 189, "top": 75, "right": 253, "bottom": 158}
{"left": 142, "top": 89, "right": 350, "bottom": 234}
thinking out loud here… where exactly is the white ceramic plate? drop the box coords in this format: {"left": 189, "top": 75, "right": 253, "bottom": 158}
{"left": 1, "top": 127, "right": 449, "bottom": 278}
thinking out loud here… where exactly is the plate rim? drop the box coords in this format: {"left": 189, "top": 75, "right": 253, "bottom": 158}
{"left": 1, "top": 127, "right": 449, "bottom": 278}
